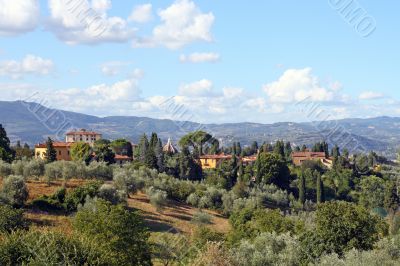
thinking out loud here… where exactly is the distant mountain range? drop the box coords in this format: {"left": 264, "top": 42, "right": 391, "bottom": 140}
{"left": 1, "top": 100, "right": 399, "bottom": 158}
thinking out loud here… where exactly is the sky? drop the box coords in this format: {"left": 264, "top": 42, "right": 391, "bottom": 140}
{"left": 0, "top": 0, "right": 398, "bottom": 124}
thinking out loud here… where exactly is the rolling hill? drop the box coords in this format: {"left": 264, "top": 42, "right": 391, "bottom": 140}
{"left": 0, "top": 100, "right": 399, "bottom": 158}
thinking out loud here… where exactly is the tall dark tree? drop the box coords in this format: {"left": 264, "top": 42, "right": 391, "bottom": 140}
{"left": 331, "top": 145, "right": 340, "bottom": 158}
{"left": 273, "top": 140, "right": 285, "bottom": 158}
{"left": 227, "top": 155, "right": 238, "bottom": 188}
{"left": 236, "top": 142, "right": 242, "bottom": 156}
{"left": 179, "top": 131, "right": 216, "bottom": 156}
{"left": 384, "top": 180, "right": 400, "bottom": 215}
{"left": 251, "top": 141, "right": 259, "bottom": 155}
{"left": 284, "top": 141, "right": 292, "bottom": 161}
{"left": 301, "top": 144, "right": 307, "bottom": 152}
{"left": 155, "top": 139, "right": 165, "bottom": 172}
{"left": 46, "top": 137, "right": 57, "bottom": 163}
{"left": 316, "top": 171, "right": 324, "bottom": 203}
{"left": 0, "top": 124, "right": 14, "bottom": 163}
{"left": 138, "top": 134, "right": 149, "bottom": 162}
{"left": 149, "top": 133, "right": 159, "bottom": 150}
{"left": 178, "top": 147, "right": 202, "bottom": 180}
{"left": 299, "top": 173, "right": 306, "bottom": 204}
{"left": 94, "top": 141, "right": 115, "bottom": 165}
{"left": 238, "top": 161, "right": 244, "bottom": 181}
{"left": 254, "top": 152, "right": 290, "bottom": 189}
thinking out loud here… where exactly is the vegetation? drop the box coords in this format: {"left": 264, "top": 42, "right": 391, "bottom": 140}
{"left": 1, "top": 125, "right": 400, "bottom": 265}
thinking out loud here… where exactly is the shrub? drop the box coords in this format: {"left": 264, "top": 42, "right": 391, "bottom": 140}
{"left": 186, "top": 193, "right": 200, "bottom": 207}
{"left": 86, "top": 161, "right": 113, "bottom": 180}
{"left": 0, "top": 204, "right": 27, "bottom": 233}
{"left": 146, "top": 187, "right": 168, "bottom": 212}
{"left": 192, "top": 226, "right": 225, "bottom": 248}
{"left": 44, "top": 161, "right": 64, "bottom": 183}
{"left": 0, "top": 175, "right": 28, "bottom": 207}
{"left": 113, "top": 168, "right": 145, "bottom": 197}
{"left": 64, "top": 181, "right": 102, "bottom": 212}
{"left": 30, "top": 187, "right": 66, "bottom": 212}
{"left": 98, "top": 184, "right": 125, "bottom": 205}
{"left": 0, "top": 160, "right": 12, "bottom": 177}
{"left": 191, "top": 211, "right": 212, "bottom": 225}
{"left": 23, "top": 159, "right": 44, "bottom": 178}
{"left": 0, "top": 230, "right": 114, "bottom": 265}
{"left": 11, "top": 160, "right": 25, "bottom": 176}
{"left": 73, "top": 199, "right": 152, "bottom": 265}
{"left": 231, "top": 232, "right": 300, "bottom": 266}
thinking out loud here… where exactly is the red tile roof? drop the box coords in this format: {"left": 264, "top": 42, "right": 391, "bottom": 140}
{"left": 35, "top": 142, "right": 73, "bottom": 148}
{"left": 115, "top": 154, "right": 132, "bottom": 160}
{"left": 291, "top": 151, "right": 326, "bottom": 158}
{"left": 199, "top": 154, "right": 233, "bottom": 160}
{"left": 66, "top": 131, "right": 100, "bottom": 135}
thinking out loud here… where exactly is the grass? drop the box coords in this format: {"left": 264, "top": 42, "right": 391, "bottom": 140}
{"left": 127, "top": 192, "right": 230, "bottom": 236}
{"left": 0, "top": 178, "right": 231, "bottom": 237}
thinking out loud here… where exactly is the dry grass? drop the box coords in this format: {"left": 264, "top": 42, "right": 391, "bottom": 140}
{"left": 128, "top": 192, "right": 231, "bottom": 236}
{"left": 1, "top": 178, "right": 230, "bottom": 237}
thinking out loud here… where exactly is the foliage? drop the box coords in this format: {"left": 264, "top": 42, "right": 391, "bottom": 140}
{"left": 311, "top": 201, "right": 386, "bottom": 257}
{"left": 358, "top": 175, "right": 386, "bottom": 210}
{"left": 0, "top": 124, "right": 14, "bottom": 163}
{"left": 73, "top": 199, "right": 152, "bottom": 266}
{"left": 30, "top": 187, "right": 66, "bottom": 212}
{"left": 97, "top": 184, "right": 125, "bottom": 205}
{"left": 70, "top": 142, "right": 92, "bottom": 163}
{"left": 191, "top": 211, "right": 212, "bottom": 225}
{"left": 254, "top": 152, "right": 290, "bottom": 189}
{"left": 0, "top": 160, "right": 12, "bottom": 177}
{"left": 0, "top": 204, "right": 27, "bottom": 233}
{"left": 64, "top": 181, "right": 102, "bottom": 212}
{"left": 0, "top": 175, "right": 28, "bottom": 207}
{"left": 231, "top": 232, "right": 300, "bottom": 266}
{"left": 46, "top": 137, "right": 57, "bottom": 163}
{"left": 93, "top": 140, "right": 115, "bottom": 164}
{"left": 86, "top": 161, "right": 113, "bottom": 180}
{"left": 0, "top": 230, "right": 114, "bottom": 265}
{"left": 146, "top": 186, "right": 168, "bottom": 212}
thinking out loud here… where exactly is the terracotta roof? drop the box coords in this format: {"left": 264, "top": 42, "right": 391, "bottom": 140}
{"left": 291, "top": 151, "right": 326, "bottom": 158}
{"left": 35, "top": 142, "right": 73, "bottom": 148}
{"left": 242, "top": 156, "right": 257, "bottom": 162}
{"left": 66, "top": 131, "right": 100, "bottom": 135}
{"left": 200, "top": 154, "right": 233, "bottom": 160}
{"left": 115, "top": 154, "right": 132, "bottom": 160}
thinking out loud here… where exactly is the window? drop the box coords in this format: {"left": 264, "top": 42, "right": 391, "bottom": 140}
{"left": 59, "top": 151, "right": 61, "bottom": 155}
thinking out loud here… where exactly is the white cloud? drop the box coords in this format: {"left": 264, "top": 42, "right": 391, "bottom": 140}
{"left": 47, "top": 0, "right": 135, "bottom": 45}
{"left": 359, "top": 91, "right": 384, "bottom": 100}
{"left": 263, "top": 68, "right": 335, "bottom": 103}
{"left": 0, "top": 0, "right": 40, "bottom": 36}
{"left": 178, "top": 79, "right": 213, "bottom": 97}
{"left": 180, "top": 52, "right": 220, "bottom": 63}
{"left": 135, "top": 0, "right": 214, "bottom": 49}
{"left": 100, "top": 61, "right": 130, "bottom": 76}
{"left": 128, "top": 4, "right": 153, "bottom": 23}
{"left": 0, "top": 55, "right": 54, "bottom": 79}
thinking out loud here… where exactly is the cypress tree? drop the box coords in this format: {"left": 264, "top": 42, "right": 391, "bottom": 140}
{"left": 138, "top": 134, "right": 149, "bottom": 162}
{"left": 46, "top": 137, "right": 57, "bottom": 163}
{"left": 0, "top": 124, "right": 14, "bottom": 163}
{"left": 384, "top": 181, "right": 400, "bottom": 214}
{"left": 155, "top": 139, "right": 165, "bottom": 172}
{"left": 299, "top": 173, "right": 306, "bottom": 205}
{"left": 316, "top": 171, "right": 324, "bottom": 203}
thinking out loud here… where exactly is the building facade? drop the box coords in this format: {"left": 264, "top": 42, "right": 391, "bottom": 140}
{"left": 65, "top": 129, "right": 102, "bottom": 146}
{"left": 291, "top": 151, "right": 333, "bottom": 168}
{"left": 35, "top": 142, "right": 73, "bottom": 161}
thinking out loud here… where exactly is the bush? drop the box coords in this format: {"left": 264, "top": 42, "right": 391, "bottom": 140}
{"left": 0, "top": 160, "right": 12, "bottom": 177}
{"left": 44, "top": 161, "right": 64, "bottom": 183}
{"left": 186, "top": 193, "right": 200, "bottom": 207}
{"left": 98, "top": 184, "right": 125, "bottom": 205}
{"left": 64, "top": 181, "right": 102, "bottom": 212}
{"left": 0, "top": 175, "right": 28, "bottom": 207}
{"left": 73, "top": 199, "right": 152, "bottom": 265}
{"left": 0, "top": 230, "right": 114, "bottom": 265}
{"left": 231, "top": 232, "right": 300, "bottom": 266}
{"left": 30, "top": 187, "right": 66, "bottom": 212}
{"left": 192, "top": 226, "right": 225, "bottom": 248}
{"left": 146, "top": 187, "right": 168, "bottom": 212}
{"left": 192, "top": 211, "right": 212, "bottom": 225}
{"left": 11, "top": 160, "right": 25, "bottom": 176}
{"left": 0, "top": 204, "right": 27, "bottom": 233}
{"left": 23, "top": 159, "right": 44, "bottom": 178}
{"left": 113, "top": 168, "right": 145, "bottom": 197}
{"left": 86, "top": 161, "right": 113, "bottom": 180}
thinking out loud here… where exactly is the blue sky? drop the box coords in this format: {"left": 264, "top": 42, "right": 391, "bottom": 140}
{"left": 0, "top": 0, "right": 398, "bottom": 123}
